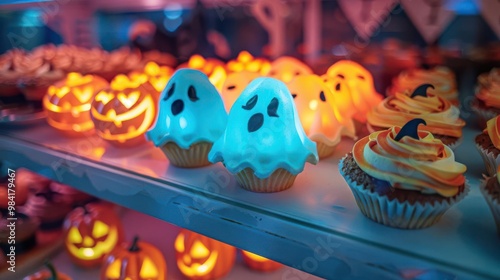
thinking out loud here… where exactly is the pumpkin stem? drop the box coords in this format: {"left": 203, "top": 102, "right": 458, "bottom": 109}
{"left": 45, "top": 260, "right": 58, "bottom": 280}
{"left": 129, "top": 236, "right": 140, "bottom": 252}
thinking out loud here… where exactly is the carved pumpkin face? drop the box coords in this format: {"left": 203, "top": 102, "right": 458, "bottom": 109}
{"left": 178, "top": 55, "right": 227, "bottom": 91}
{"left": 63, "top": 203, "right": 124, "bottom": 267}
{"left": 221, "top": 71, "right": 260, "bottom": 112}
{"left": 101, "top": 236, "right": 167, "bottom": 280}
{"left": 268, "top": 56, "right": 313, "bottom": 83}
{"left": 325, "top": 60, "right": 382, "bottom": 123}
{"left": 175, "top": 230, "right": 236, "bottom": 280}
{"left": 91, "top": 75, "right": 157, "bottom": 147}
{"left": 241, "top": 250, "right": 283, "bottom": 272}
{"left": 43, "top": 72, "right": 109, "bottom": 135}
{"left": 226, "top": 51, "right": 271, "bottom": 75}
{"left": 129, "top": 61, "right": 173, "bottom": 93}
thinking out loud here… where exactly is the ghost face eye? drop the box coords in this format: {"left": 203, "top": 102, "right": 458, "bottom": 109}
{"left": 163, "top": 83, "right": 175, "bottom": 101}
{"left": 267, "top": 97, "right": 279, "bottom": 117}
{"left": 227, "top": 85, "right": 236, "bottom": 90}
{"left": 242, "top": 95, "right": 258, "bottom": 110}
{"left": 336, "top": 74, "right": 345, "bottom": 79}
{"left": 292, "top": 93, "right": 297, "bottom": 99}
{"left": 357, "top": 75, "right": 365, "bottom": 80}
{"left": 319, "top": 91, "right": 326, "bottom": 102}
{"left": 188, "top": 86, "right": 199, "bottom": 102}
{"left": 335, "top": 83, "right": 341, "bottom": 91}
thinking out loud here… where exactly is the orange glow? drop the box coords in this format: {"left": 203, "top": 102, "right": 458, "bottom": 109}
{"left": 129, "top": 62, "right": 173, "bottom": 93}
{"left": 325, "top": 60, "right": 382, "bottom": 123}
{"left": 43, "top": 72, "right": 109, "bottom": 135}
{"left": 241, "top": 250, "right": 283, "bottom": 272}
{"left": 175, "top": 230, "right": 236, "bottom": 280}
{"left": 91, "top": 81, "right": 156, "bottom": 147}
{"left": 221, "top": 71, "right": 260, "bottom": 111}
{"left": 268, "top": 56, "right": 313, "bottom": 83}
{"left": 178, "top": 55, "right": 227, "bottom": 91}
{"left": 226, "top": 51, "right": 271, "bottom": 75}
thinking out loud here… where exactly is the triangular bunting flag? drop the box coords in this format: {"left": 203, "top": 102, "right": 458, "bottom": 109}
{"left": 478, "top": 0, "right": 500, "bottom": 39}
{"left": 338, "top": 0, "right": 398, "bottom": 40}
{"left": 401, "top": 0, "right": 456, "bottom": 43}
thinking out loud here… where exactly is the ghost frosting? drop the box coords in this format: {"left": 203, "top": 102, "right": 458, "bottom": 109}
{"left": 209, "top": 77, "right": 318, "bottom": 178}
{"left": 146, "top": 69, "right": 227, "bottom": 149}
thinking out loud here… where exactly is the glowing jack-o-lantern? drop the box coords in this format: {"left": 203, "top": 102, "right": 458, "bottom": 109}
{"left": 63, "top": 203, "right": 124, "bottom": 268}
{"left": 325, "top": 60, "right": 382, "bottom": 123}
{"left": 221, "top": 71, "right": 260, "bottom": 111}
{"left": 178, "top": 54, "right": 227, "bottom": 90}
{"left": 175, "top": 230, "right": 236, "bottom": 280}
{"left": 91, "top": 75, "right": 157, "bottom": 147}
{"left": 43, "top": 72, "right": 109, "bottom": 135}
{"left": 268, "top": 56, "right": 313, "bottom": 83}
{"left": 241, "top": 250, "right": 283, "bottom": 272}
{"left": 288, "top": 74, "right": 356, "bottom": 158}
{"left": 129, "top": 61, "right": 173, "bottom": 94}
{"left": 226, "top": 51, "right": 271, "bottom": 75}
{"left": 101, "top": 236, "right": 167, "bottom": 280}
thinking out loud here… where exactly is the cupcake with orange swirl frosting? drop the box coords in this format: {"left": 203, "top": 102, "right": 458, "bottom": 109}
{"left": 388, "top": 66, "right": 458, "bottom": 105}
{"left": 475, "top": 115, "right": 500, "bottom": 177}
{"left": 367, "top": 84, "right": 465, "bottom": 148}
{"left": 339, "top": 119, "right": 469, "bottom": 229}
{"left": 472, "top": 68, "right": 500, "bottom": 128}
{"left": 480, "top": 165, "right": 500, "bottom": 236}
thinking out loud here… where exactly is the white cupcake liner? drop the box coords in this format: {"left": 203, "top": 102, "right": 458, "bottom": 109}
{"left": 338, "top": 156, "right": 470, "bottom": 229}
{"left": 479, "top": 177, "right": 500, "bottom": 236}
{"left": 474, "top": 142, "right": 500, "bottom": 177}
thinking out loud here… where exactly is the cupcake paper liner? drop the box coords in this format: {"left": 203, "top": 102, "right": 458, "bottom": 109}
{"left": 479, "top": 178, "right": 500, "bottom": 236}
{"left": 315, "top": 141, "right": 337, "bottom": 159}
{"left": 339, "top": 156, "right": 470, "bottom": 229}
{"left": 474, "top": 142, "right": 500, "bottom": 177}
{"left": 160, "top": 142, "right": 212, "bottom": 168}
{"left": 235, "top": 168, "right": 296, "bottom": 193}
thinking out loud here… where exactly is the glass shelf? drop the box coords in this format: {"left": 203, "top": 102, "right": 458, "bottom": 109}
{"left": 1, "top": 121, "right": 498, "bottom": 279}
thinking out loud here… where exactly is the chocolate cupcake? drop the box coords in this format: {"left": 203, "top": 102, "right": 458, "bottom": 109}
{"left": 0, "top": 210, "right": 38, "bottom": 255}
{"left": 475, "top": 116, "right": 500, "bottom": 177}
{"left": 20, "top": 187, "right": 72, "bottom": 231}
{"left": 339, "top": 119, "right": 469, "bottom": 229}
{"left": 480, "top": 168, "right": 500, "bottom": 236}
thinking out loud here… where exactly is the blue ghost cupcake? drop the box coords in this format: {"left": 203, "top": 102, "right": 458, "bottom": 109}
{"left": 209, "top": 77, "right": 318, "bottom": 192}
{"left": 146, "top": 69, "right": 227, "bottom": 167}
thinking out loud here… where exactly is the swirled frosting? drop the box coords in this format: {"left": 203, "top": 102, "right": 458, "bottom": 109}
{"left": 352, "top": 126, "right": 466, "bottom": 197}
{"left": 390, "top": 67, "right": 458, "bottom": 103}
{"left": 486, "top": 116, "right": 500, "bottom": 150}
{"left": 476, "top": 68, "right": 500, "bottom": 108}
{"left": 367, "top": 89, "right": 464, "bottom": 137}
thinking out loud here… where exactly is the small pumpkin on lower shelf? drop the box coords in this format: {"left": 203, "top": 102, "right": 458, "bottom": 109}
{"left": 24, "top": 262, "right": 71, "bottom": 280}
{"left": 241, "top": 250, "right": 283, "bottom": 272}
{"left": 101, "top": 236, "right": 167, "bottom": 280}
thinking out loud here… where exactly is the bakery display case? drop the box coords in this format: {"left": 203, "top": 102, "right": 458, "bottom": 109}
{"left": 1, "top": 0, "right": 500, "bottom": 279}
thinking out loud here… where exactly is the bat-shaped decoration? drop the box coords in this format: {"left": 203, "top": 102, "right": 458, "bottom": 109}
{"left": 410, "top": 84, "right": 435, "bottom": 98}
{"left": 394, "top": 118, "right": 427, "bottom": 141}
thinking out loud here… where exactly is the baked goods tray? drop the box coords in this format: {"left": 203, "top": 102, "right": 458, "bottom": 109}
{"left": 0, "top": 122, "right": 498, "bottom": 279}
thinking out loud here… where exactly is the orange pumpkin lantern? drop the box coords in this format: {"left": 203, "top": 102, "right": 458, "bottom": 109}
{"left": 43, "top": 72, "right": 109, "bottom": 135}
{"left": 175, "top": 230, "right": 236, "bottom": 280}
{"left": 91, "top": 75, "right": 157, "bottom": 147}
{"left": 101, "top": 236, "right": 167, "bottom": 280}
{"left": 226, "top": 51, "right": 271, "bottom": 75}
{"left": 63, "top": 203, "right": 124, "bottom": 268}
{"left": 325, "top": 60, "right": 382, "bottom": 123}
{"left": 268, "top": 56, "right": 313, "bottom": 83}
{"left": 24, "top": 262, "right": 71, "bottom": 280}
{"left": 241, "top": 250, "right": 282, "bottom": 272}
{"left": 288, "top": 74, "right": 356, "bottom": 158}
{"left": 178, "top": 55, "right": 227, "bottom": 90}
{"left": 129, "top": 61, "right": 173, "bottom": 94}
{"left": 221, "top": 71, "right": 260, "bottom": 112}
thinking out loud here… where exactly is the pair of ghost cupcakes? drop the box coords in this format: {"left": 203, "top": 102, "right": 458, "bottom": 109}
{"left": 146, "top": 69, "right": 318, "bottom": 192}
